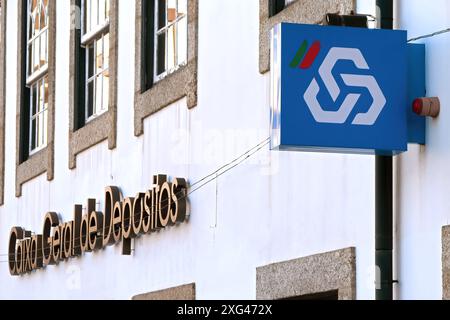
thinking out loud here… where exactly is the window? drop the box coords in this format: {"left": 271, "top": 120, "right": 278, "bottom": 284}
{"left": 134, "top": 0, "right": 198, "bottom": 137}
{"left": 26, "top": 0, "right": 49, "bottom": 154}
{"left": 154, "top": 0, "right": 188, "bottom": 82}
{"left": 82, "top": 0, "right": 110, "bottom": 121}
{"left": 69, "top": 0, "right": 117, "bottom": 170}
{"left": 16, "top": 0, "right": 55, "bottom": 197}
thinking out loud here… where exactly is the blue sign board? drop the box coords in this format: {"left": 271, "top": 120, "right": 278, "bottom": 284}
{"left": 270, "top": 23, "right": 408, "bottom": 155}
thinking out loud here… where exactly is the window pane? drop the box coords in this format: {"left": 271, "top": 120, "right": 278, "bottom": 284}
{"left": 30, "top": 118, "right": 37, "bottom": 151}
{"left": 154, "top": 0, "right": 188, "bottom": 81}
{"left": 83, "top": 0, "right": 110, "bottom": 121}
{"left": 95, "top": 37, "right": 103, "bottom": 74}
{"left": 38, "top": 113, "right": 44, "bottom": 148}
{"left": 40, "top": 30, "right": 48, "bottom": 68}
{"left": 103, "top": 71, "right": 109, "bottom": 111}
{"left": 31, "top": 83, "right": 37, "bottom": 116}
{"left": 92, "top": 0, "right": 98, "bottom": 30}
{"left": 85, "top": 0, "right": 110, "bottom": 34}
{"left": 42, "top": 108, "right": 48, "bottom": 149}
{"left": 98, "top": 0, "right": 106, "bottom": 25}
{"left": 85, "top": 0, "right": 99, "bottom": 34}
{"left": 105, "top": 0, "right": 110, "bottom": 19}
{"left": 95, "top": 75, "right": 103, "bottom": 115}
{"left": 156, "top": 32, "right": 166, "bottom": 75}
{"left": 28, "top": 43, "right": 34, "bottom": 76}
{"left": 168, "top": 0, "right": 176, "bottom": 23}
{"left": 40, "top": 77, "right": 47, "bottom": 112}
{"left": 39, "top": 78, "right": 44, "bottom": 113}
{"left": 85, "top": 0, "right": 91, "bottom": 33}
{"left": 39, "top": 0, "right": 46, "bottom": 29}
{"left": 177, "top": 16, "right": 187, "bottom": 65}
{"left": 87, "top": 43, "right": 95, "bottom": 78}
{"left": 33, "top": 38, "right": 40, "bottom": 72}
{"left": 27, "top": 0, "right": 49, "bottom": 77}
{"left": 87, "top": 80, "right": 95, "bottom": 118}
{"left": 167, "top": 25, "right": 175, "bottom": 71}
{"left": 177, "top": 0, "right": 187, "bottom": 16}
{"left": 158, "top": 0, "right": 166, "bottom": 30}
{"left": 103, "top": 33, "right": 110, "bottom": 70}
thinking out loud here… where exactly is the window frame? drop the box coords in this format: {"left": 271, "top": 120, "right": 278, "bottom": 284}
{"left": 15, "top": 0, "right": 56, "bottom": 198}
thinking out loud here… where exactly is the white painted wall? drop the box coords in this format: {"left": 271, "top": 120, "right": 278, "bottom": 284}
{"left": 395, "top": 0, "right": 450, "bottom": 300}
{"left": 0, "top": 0, "right": 378, "bottom": 300}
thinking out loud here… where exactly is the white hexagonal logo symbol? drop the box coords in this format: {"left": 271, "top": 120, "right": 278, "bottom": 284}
{"left": 303, "top": 47, "right": 387, "bottom": 126}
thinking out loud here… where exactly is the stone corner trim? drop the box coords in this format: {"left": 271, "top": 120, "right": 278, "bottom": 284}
{"left": 443, "top": 226, "right": 450, "bottom": 300}
{"left": 68, "top": 0, "right": 118, "bottom": 170}
{"left": 134, "top": 0, "right": 198, "bottom": 137}
{"left": 15, "top": 0, "right": 56, "bottom": 198}
{"left": 256, "top": 247, "right": 356, "bottom": 300}
{"left": 259, "top": 0, "right": 356, "bottom": 74}
{"left": 132, "top": 283, "right": 196, "bottom": 300}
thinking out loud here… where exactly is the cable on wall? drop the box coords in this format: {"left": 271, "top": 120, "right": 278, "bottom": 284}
{"left": 408, "top": 27, "right": 450, "bottom": 42}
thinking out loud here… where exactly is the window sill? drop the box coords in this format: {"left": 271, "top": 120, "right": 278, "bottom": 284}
{"left": 154, "top": 61, "right": 188, "bottom": 84}
{"left": 85, "top": 108, "right": 108, "bottom": 124}
{"left": 29, "top": 143, "right": 47, "bottom": 157}
{"left": 135, "top": 60, "right": 197, "bottom": 136}
{"left": 16, "top": 146, "right": 48, "bottom": 197}
{"left": 69, "top": 110, "right": 114, "bottom": 169}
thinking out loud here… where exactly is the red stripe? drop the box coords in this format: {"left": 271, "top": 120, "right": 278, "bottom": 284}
{"left": 300, "top": 41, "right": 321, "bottom": 69}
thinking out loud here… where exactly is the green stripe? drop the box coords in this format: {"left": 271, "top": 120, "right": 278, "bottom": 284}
{"left": 289, "top": 40, "right": 308, "bottom": 68}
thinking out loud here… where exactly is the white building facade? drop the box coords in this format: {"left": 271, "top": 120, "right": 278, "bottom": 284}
{"left": 0, "top": 0, "right": 449, "bottom": 300}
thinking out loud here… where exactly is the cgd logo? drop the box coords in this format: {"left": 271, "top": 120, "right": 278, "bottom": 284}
{"left": 8, "top": 175, "right": 189, "bottom": 276}
{"left": 290, "top": 40, "right": 387, "bottom": 126}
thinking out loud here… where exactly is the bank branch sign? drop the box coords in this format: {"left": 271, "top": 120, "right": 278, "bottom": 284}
{"left": 270, "top": 23, "right": 408, "bottom": 155}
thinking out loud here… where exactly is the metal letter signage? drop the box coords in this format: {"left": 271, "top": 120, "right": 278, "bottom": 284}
{"left": 270, "top": 23, "right": 408, "bottom": 155}
{"left": 8, "top": 175, "right": 189, "bottom": 276}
